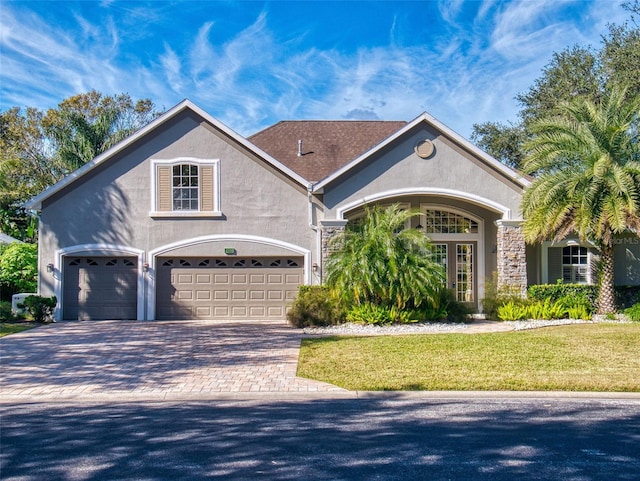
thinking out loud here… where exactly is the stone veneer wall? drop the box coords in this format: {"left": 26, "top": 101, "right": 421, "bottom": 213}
{"left": 496, "top": 220, "right": 527, "bottom": 297}
{"left": 319, "top": 220, "right": 347, "bottom": 282}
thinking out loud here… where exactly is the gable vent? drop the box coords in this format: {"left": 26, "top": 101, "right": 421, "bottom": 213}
{"left": 415, "top": 139, "right": 435, "bottom": 159}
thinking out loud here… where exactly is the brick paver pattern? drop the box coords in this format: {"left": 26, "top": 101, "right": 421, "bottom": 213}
{"left": 0, "top": 320, "right": 344, "bottom": 401}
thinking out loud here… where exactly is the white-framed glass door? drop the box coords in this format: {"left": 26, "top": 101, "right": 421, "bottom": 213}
{"left": 431, "top": 241, "right": 476, "bottom": 304}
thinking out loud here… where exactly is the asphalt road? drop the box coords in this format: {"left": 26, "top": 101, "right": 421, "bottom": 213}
{"left": 1, "top": 396, "right": 639, "bottom": 481}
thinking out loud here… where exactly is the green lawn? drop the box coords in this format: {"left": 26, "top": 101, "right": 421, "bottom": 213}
{"left": 298, "top": 324, "right": 640, "bottom": 392}
{"left": 0, "top": 321, "right": 41, "bottom": 337}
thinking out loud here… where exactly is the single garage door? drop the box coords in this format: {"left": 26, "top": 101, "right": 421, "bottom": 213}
{"left": 156, "top": 257, "right": 303, "bottom": 320}
{"left": 63, "top": 257, "right": 138, "bottom": 320}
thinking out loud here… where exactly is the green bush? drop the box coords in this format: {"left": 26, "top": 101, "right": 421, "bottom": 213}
{"left": 421, "top": 288, "right": 471, "bottom": 323}
{"left": 615, "top": 286, "right": 640, "bottom": 309}
{"left": 497, "top": 301, "right": 529, "bottom": 321}
{"left": 526, "top": 298, "right": 565, "bottom": 320}
{"left": 345, "top": 303, "right": 418, "bottom": 325}
{"left": 528, "top": 282, "right": 598, "bottom": 312}
{"left": 286, "top": 286, "right": 343, "bottom": 328}
{"left": 0, "top": 242, "right": 38, "bottom": 296}
{"left": 481, "top": 273, "right": 527, "bottom": 320}
{"left": 17, "top": 295, "right": 57, "bottom": 323}
{"left": 624, "top": 302, "right": 640, "bottom": 322}
{"left": 0, "top": 301, "right": 16, "bottom": 321}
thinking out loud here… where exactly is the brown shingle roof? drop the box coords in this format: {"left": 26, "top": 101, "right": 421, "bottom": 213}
{"left": 249, "top": 120, "right": 407, "bottom": 182}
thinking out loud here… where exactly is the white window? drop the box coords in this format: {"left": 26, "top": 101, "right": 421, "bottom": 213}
{"left": 562, "top": 246, "right": 589, "bottom": 284}
{"left": 151, "top": 158, "right": 221, "bottom": 217}
{"left": 172, "top": 164, "right": 199, "bottom": 211}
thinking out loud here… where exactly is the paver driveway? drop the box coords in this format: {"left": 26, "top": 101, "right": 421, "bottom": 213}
{"left": 0, "top": 320, "right": 344, "bottom": 402}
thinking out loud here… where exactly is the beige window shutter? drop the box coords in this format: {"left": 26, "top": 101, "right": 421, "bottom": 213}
{"left": 200, "top": 165, "right": 214, "bottom": 211}
{"left": 157, "top": 165, "right": 172, "bottom": 212}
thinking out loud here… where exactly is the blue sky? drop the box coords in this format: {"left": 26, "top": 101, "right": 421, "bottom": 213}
{"left": 0, "top": 0, "right": 631, "bottom": 137}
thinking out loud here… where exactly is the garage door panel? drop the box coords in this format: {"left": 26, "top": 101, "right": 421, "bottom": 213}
{"left": 232, "top": 274, "right": 247, "bottom": 284}
{"left": 196, "top": 290, "right": 211, "bottom": 300}
{"left": 177, "top": 274, "right": 193, "bottom": 284}
{"left": 156, "top": 257, "right": 303, "bottom": 320}
{"left": 195, "top": 306, "right": 212, "bottom": 317}
{"left": 267, "top": 290, "right": 283, "bottom": 300}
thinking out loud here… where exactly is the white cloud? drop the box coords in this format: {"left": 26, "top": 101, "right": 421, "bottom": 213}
{"left": 0, "top": 0, "right": 633, "bottom": 140}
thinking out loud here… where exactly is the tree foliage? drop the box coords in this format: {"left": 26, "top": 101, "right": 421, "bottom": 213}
{"left": 521, "top": 87, "right": 640, "bottom": 313}
{"left": 0, "top": 91, "right": 162, "bottom": 241}
{"left": 325, "top": 205, "right": 445, "bottom": 311}
{"left": 0, "top": 242, "right": 38, "bottom": 294}
{"left": 473, "top": 5, "right": 640, "bottom": 169}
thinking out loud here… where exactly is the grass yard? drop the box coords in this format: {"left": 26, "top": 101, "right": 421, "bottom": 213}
{"left": 297, "top": 324, "right": 640, "bottom": 392}
{"left": 0, "top": 321, "right": 42, "bottom": 337}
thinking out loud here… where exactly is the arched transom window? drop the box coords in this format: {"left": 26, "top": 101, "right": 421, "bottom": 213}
{"left": 423, "top": 209, "right": 478, "bottom": 234}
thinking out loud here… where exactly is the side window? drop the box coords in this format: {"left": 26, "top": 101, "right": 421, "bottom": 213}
{"left": 172, "top": 164, "right": 199, "bottom": 211}
{"left": 562, "top": 246, "right": 589, "bottom": 284}
{"left": 153, "top": 159, "right": 219, "bottom": 216}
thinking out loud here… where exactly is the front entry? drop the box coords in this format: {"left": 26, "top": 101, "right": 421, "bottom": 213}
{"left": 431, "top": 242, "right": 477, "bottom": 304}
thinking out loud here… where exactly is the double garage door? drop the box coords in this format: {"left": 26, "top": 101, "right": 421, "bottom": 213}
{"left": 62, "top": 256, "right": 303, "bottom": 321}
{"left": 156, "top": 257, "right": 303, "bottom": 320}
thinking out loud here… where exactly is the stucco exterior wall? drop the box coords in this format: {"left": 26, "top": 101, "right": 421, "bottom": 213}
{"left": 37, "top": 110, "right": 318, "bottom": 299}
{"left": 321, "top": 125, "right": 523, "bottom": 221}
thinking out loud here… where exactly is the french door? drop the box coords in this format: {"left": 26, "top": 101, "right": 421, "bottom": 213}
{"left": 432, "top": 242, "right": 476, "bottom": 304}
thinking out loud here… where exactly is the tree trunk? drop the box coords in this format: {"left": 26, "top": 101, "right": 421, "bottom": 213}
{"left": 597, "top": 245, "right": 616, "bottom": 315}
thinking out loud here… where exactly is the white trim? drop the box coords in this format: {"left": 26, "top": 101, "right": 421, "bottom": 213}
{"left": 420, "top": 204, "right": 485, "bottom": 304}
{"left": 150, "top": 157, "right": 221, "bottom": 216}
{"left": 52, "top": 244, "right": 145, "bottom": 322}
{"left": 314, "top": 112, "right": 530, "bottom": 191}
{"left": 146, "top": 234, "right": 311, "bottom": 320}
{"left": 336, "top": 188, "right": 512, "bottom": 220}
{"left": 25, "top": 99, "right": 310, "bottom": 210}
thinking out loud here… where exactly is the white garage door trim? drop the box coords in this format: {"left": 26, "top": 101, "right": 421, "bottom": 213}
{"left": 52, "top": 244, "right": 145, "bottom": 322}
{"left": 147, "top": 235, "right": 311, "bottom": 320}
{"left": 63, "top": 256, "right": 138, "bottom": 320}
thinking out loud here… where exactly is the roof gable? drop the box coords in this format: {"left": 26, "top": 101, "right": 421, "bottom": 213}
{"left": 25, "top": 100, "right": 309, "bottom": 210}
{"left": 249, "top": 120, "right": 406, "bottom": 182}
{"left": 314, "top": 112, "right": 530, "bottom": 190}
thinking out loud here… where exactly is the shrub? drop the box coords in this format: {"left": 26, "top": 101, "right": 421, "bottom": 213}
{"left": 345, "top": 303, "right": 419, "bottom": 325}
{"left": 286, "top": 286, "right": 343, "bottom": 328}
{"left": 17, "top": 295, "right": 57, "bottom": 323}
{"left": 528, "top": 282, "right": 598, "bottom": 312}
{"left": 346, "top": 304, "right": 393, "bottom": 325}
{"left": 497, "top": 301, "right": 529, "bottom": 321}
{"left": 526, "top": 298, "right": 562, "bottom": 320}
{"left": 0, "top": 301, "right": 15, "bottom": 321}
{"left": 624, "top": 302, "right": 640, "bottom": 322}
{"left": 482, "top": 274, "right": 527, "bottom": 320}
{"left": 421, "top": 288, "right": 471, "bottom": 323}
{"left": 556, "top": 293, "right": 593, "bottom": 319}
{"left": 615, "top": 286, "right": 640, "bottom": 310}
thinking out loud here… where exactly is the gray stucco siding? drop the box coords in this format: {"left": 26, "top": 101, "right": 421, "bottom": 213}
{"left": 37, "top": 112, "right": 318, "bottom": 300}
{"left": 321, "top": 126, "right": 523, "bottom": 220}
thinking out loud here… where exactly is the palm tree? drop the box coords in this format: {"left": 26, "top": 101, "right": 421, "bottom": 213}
{"left": 521, "top": 87, "right": 640, "bottom": 314}
{"left": 49, "top": 108, "right": 127, "bottom": 172}
{"left": 325, "top": 204, "right": 445, "bottom": 311}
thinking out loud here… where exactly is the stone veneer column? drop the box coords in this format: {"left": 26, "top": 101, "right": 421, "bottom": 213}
{"left": 496, "top": 220, "right": 527, "bottom": 297}
{"left": 319, "top": 219, "right": 348, "bottom": 282}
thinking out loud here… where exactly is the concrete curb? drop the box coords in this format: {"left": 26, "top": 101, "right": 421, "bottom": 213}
{"left": 2, "top": 390, "right": 639, "bottom": 405}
